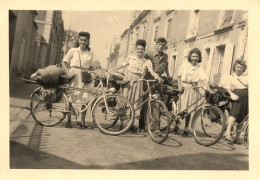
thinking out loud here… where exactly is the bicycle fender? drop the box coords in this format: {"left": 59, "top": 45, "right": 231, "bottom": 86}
{"left": 30, "top": 87, "right": 41, "bottom": 98}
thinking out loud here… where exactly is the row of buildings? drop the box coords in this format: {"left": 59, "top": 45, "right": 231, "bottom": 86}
{"left": 112, "top": 10, "right": 248, "bottom": 85}
{"left": 9, "top": 10, "right": 65, "bottom": 80}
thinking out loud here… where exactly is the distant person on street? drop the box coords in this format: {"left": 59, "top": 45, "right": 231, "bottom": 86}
{"left": 224, "top": 59, "right": 248, "bottom": 144}
{"left": 177, "top": 47, "right": 212, "bottom": 136}
{"left": 139, "top": 37, "right": 171, "bottom": 132}
{"left": 62, "top": 31, "right": 94, "bottom": 129}
{"left": 109, "top": 39, "right": 163, "bottom": 132}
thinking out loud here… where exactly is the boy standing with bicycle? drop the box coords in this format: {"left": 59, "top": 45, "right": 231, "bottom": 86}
{"left": 139, "top": 37, "right": 171, "bottom": 132}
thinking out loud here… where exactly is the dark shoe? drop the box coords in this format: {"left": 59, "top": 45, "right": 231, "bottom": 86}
{"left": 173, "top": 126, "right": 179, "bottom": 134}
{"left": 76, "top": 121, "right": 82, "bottom": 127}
{"left": 129, "top": 126, "right": 138, "bottom": 132}
{"left": 182, "top": 130, "right": 189, "bottom": 137}
{"left": 234, "top": 138, "right": 246, "bottom": 145}
{"left": 80, "top": 124, "right": 88, "bottom": 129}
{"left": 65, "top": 122, "right": 72, "bottom": 128}
{"left": 138, "top": 128, "right": 146, "bottom": 133}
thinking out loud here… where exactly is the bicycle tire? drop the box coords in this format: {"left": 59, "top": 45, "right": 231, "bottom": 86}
{"left": 30, "top": 89, "right": 68, "bottom": 127}
{"left": 147, "top": 99, "right": 171, "bottom": 144}
{"left": 92, "top": 94, "right": 135, "bottom": 135}
{"left": 191, "top": 105, "right": 226, "bottom": 146}
{"left": 245, "top": 123, "right": 249, "bottom": 144}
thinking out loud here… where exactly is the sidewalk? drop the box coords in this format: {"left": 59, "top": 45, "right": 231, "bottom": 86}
{"left": 10, "top": 78, "right": 39, "bottom": 134}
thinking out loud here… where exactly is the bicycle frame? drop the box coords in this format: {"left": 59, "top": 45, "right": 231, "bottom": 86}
{"left": 169, "top": 87, "right": 207, "bottom": 120}
{"left": 59, "top": 72, "right": 118, "bottom": 116}
{"left": 131, "top": 79, "right": 160, "bottom": 112}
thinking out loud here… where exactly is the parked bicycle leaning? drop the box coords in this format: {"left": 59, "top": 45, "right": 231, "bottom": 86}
{"left": 62, "top": 31, "right": 94, "bottom": 128}
{"left": 109, "top": 39, "right": 163, "bottom": 132}
{"left": 223, "top": 59, "right": 248, "bottom": 143}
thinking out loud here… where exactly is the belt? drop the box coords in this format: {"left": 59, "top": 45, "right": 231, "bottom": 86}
{"left": 182, "top": 81, "right": 198, "bottom": 86}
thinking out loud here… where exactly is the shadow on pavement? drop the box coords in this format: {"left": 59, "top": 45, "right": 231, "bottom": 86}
{"left": 10, "top": 140, "right": 248, "bottom": 170}
{"left": 10, "top": 80, "right": 39, "bottom": 100}
{"left": 162, "top": 136, "right": 183, "bottom": 147}
{"left": 10, "top": 141, "right": 86, "bottom": 169}
{"left": 206, "top": 140, "right": 237, "bottom": 151}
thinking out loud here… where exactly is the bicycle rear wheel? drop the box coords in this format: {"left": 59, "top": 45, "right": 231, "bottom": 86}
{"left": 147, "top": 99, "right": 171, "bottom": 144}
{"left": 30, "top": 88, "right": 68, "bottom": 127}
{"left": 191, "top": 105, "right": 226, "bottom": 146}
{"left": 92, "top": 94, "right": 135, "bottom": 135}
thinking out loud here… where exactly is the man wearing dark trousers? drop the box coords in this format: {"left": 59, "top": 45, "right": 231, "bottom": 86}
{"left": 139, "top": 37, "right": 171, "bottom": 132}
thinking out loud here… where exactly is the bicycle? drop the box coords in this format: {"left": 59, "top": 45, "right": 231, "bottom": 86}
{"left": 29, "top": 71, "right": 135, "bottom": 136}
{"left": 205, "top": 85, "right": 249, "bottom": 146}
{"left": 161, "top": 85, "right": 227, "bottom": 147}
{"left": 116, "top": 78, "right": 171, "bottom": 144}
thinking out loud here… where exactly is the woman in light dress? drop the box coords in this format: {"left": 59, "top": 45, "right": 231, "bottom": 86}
{"left": 62, "top": 31, "right": 94, "bottom": 128}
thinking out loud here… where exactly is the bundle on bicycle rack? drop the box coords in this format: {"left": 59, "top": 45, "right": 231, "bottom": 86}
{"left": 30, "top": 64, "right": 70, "bottom": 103}
{"left": 207, "top": 85, "right": 230, "bottom": 106}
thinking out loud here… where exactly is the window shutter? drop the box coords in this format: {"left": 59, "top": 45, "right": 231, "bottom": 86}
{"left": 205, "top": 46, "right": 215, "bottom": 82}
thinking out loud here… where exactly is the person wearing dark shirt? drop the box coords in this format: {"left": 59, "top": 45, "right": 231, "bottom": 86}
{"left": 139, "top": 37, "right": 171, "bottom": 132}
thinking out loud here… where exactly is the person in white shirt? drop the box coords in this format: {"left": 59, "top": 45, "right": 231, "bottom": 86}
{"left": 225, "top": 59, "right": 248, "bottom": 142}
{"left": 62, "top": 31, "right": 94, "bottom": 128}
{"left": 177, "top": 48, "right": 212, "bottom": 136}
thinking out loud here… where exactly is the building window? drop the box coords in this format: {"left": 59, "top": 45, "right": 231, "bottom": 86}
{"left": 142, "top": 25, "right": 146, "bottom": 39}
{"left": 166, "top": 18, "right": 172, "bottom": 40}
{"left": 203, "top": 48, "right": 210, "bottom": 70}
{"left": 186, "top": 10, "right": 200, "bottom": 39}
{"left": 210, "top": 45, "right": 225, "bottom": 84}
{"left": 129, "top": 32, "right": 134, "bottom": 53}
{"left": 217, "top": 46, "right": 225, "bottom": 74}
{"left": 169, "top": 54, "right": 177, "bottom": 78}
{"left": 154, "top": 26, "right": 159, "bottom": 42}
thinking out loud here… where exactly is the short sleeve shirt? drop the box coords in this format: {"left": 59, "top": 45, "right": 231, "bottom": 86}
{"left": 144, "top": 51, "right": 168, "bottom": 75}
{"left": 226, "top": 73, "right": 248, "bottom": 90}
{"left": 62, "top": 47, "right": 94, "bottom": 68}
{"left": 122, "top": 54, "right": 153, "bottom": 76}
{"left": 178, "top": 62, "right": 206, "bottom": 82}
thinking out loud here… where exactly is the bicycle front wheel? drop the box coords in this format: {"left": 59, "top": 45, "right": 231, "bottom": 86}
{"left": 92, "top": 94, "right": 135, "bottom": 135}
{"left": 191, "top": 105, "right": 226, "bottom": 146}
{"left": 30, "top": 89, "right": 68, "bottom": 127}
{"left": 147, "top": 99, "right": 171, "bottom": 144}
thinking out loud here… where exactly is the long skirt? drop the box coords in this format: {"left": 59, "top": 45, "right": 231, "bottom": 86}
{"left": 230, "top": 89, "right": 248, "bottom": 123}
{"left": 68, "top": 68, "right": 91, "bottom": 103}
{"left": 179, "top": 83, "right": 203, "bottom": 117}
{"left": 122, "top": 71, "right": 143, "bottom": 109}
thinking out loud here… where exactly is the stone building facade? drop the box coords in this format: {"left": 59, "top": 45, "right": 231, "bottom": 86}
{"left": 9, "top": 10, "right": 38, "bottom": 80}
{"left": 9, "top": 10, "right": 65, "bottom": 80}
{"left": 118, "top": 10, "right": 248, "bottom": 85}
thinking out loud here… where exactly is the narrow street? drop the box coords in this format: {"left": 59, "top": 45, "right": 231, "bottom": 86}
{"left": 9, "top": 80, "right": 249, "bottom": 170}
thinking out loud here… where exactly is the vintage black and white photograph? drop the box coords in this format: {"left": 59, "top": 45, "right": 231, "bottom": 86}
{"left": 9, "top": 8, "right": 249, "bottom": 169}
{"left": 2, "top": 0, "right": 260, "bottom": 179}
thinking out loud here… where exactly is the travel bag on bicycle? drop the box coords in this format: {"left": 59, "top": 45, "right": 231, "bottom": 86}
{"left": 30, "top": 64, "right": 67, "bottom": 88}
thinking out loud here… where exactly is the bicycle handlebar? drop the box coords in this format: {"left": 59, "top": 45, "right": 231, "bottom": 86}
{"left": 138, "top": 79, "right": 158, "bottom": 83}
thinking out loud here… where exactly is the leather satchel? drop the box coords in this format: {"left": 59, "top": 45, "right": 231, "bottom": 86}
{"left": 81, "top": 71, "right": 92, "bottom": 84}
{"left": 79, "top": 52, "right": 92, "bottom": 84}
